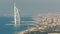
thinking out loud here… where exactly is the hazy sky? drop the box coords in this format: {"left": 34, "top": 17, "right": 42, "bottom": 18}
{"left": 0, "top": 0, "right": 60, "bottom": 17}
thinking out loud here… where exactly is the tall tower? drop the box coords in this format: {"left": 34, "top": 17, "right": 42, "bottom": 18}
{"left": 14, "top": 3, "right": 20, "bottom": 27}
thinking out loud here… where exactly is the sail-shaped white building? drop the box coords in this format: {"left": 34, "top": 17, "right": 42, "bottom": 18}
{"left": 14, "top": 4, "right": 20, "bottom": 27}
{"left": 5, "top": 4, "right": 20, "bottom": 27}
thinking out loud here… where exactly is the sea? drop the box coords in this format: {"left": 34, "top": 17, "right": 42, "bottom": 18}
{"left": 0, "top": 16, "right": 35, "bottom": 34}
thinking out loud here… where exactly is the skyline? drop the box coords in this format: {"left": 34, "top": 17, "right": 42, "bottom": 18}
{"left": 0, "top": 0, "right": 60, "bottom": 17}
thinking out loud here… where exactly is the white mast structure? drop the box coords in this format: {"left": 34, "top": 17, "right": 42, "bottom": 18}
{"left": 14, "top": 4, "right": 20, "bottom": 27}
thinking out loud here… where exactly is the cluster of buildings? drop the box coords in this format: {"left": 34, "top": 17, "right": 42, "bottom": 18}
{"left": 33, "top": 14, "right": 60, "bottom": 31}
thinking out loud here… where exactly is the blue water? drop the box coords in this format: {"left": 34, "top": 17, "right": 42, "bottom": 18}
{"left": 0, "top": 16, "right": 34, "bottom": 34}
